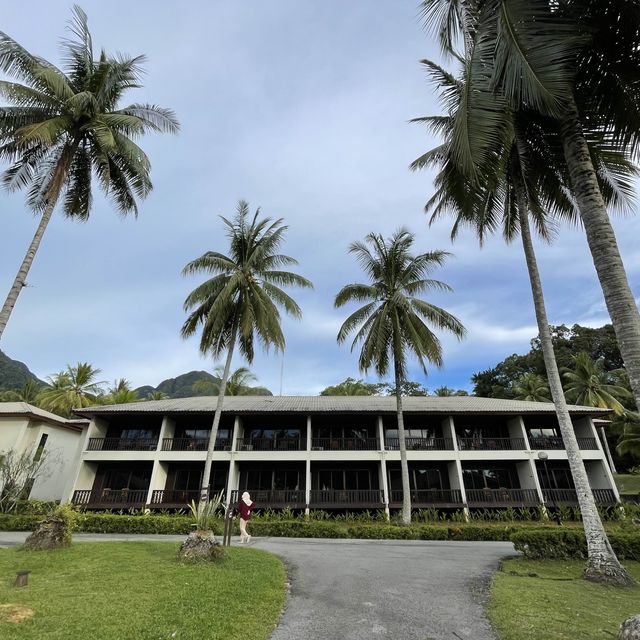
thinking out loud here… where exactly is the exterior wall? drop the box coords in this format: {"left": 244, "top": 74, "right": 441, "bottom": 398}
{"left": 0, "top": 417, "right": 27, "bottom": 451}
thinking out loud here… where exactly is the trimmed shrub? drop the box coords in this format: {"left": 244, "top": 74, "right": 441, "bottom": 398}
{"left": 511, "top": 529, "right": 640, "bottom": 560}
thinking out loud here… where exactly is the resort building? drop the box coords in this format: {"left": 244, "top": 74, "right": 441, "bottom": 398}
{"left": 0, "top": 402, "right": 88, "bottom": 502}
{"left": 67, "top": 396, "right": 619, "bottom": 514}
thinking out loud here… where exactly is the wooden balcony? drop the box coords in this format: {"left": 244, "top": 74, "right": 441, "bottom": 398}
{"left": 543, "top": 488, "right": 617, "bottom": 506}
{"left": 236, "top": 438, "right": 306, "bottom": 452}
{"left": 161, "top": 438, "right": 231, "bottom": 452}
{"left": 309, "top": 489, "right": 384, "bottom": 508}
{"left": 86, "top": 438, "right": 158, "bottom": 451}
{"left": 149, "top": 489, "right": 200, "bottom": 507}
{"left": 385, "top": 437, "right": 454, "bottom": 451}
{"left": 230, "top": 489, "right": 306, "bottom": 508}
{"left": 529, "top": 436, "right": 599, "bottom": 450}
{"left": 71, "top": 488, "right": 148, "bottom": 508}
{"left": 389, "top": 488, "right": 463, "bottom": 507}
{"left": 466, "top": 488, "right": 540, "bottom": 506}
{"left": 458, "top": 437, "right": 526, "bottom": 451}
{"left": 309, "top": 438, "right": 379, "bottom": 451}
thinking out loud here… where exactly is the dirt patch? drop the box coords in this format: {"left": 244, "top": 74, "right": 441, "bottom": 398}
{"left": 0, "top": 603, "right": 35, "bottom": 624}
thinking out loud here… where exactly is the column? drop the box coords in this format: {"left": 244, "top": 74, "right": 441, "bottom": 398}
{"left": 305, "top": 459, "right": 311, "bottom": 515}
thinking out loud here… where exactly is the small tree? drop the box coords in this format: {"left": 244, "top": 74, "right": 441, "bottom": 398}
{"left": 0, "top": 447, "right": 54, "bottom": 513}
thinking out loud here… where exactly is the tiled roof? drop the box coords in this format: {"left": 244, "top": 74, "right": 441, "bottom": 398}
{"left": 73, "top": 395, "right": 611, "bottom": 417}
{"left": 0, "top": 402, "right": 88, "bottom": 430}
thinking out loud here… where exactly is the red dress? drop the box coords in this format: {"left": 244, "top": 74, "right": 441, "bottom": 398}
{"left": 237, "top": 500, "right": 255, "bottom": 520}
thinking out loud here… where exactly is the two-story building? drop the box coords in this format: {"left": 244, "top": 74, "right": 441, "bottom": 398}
{"left": 68, "top": 396, "right": 619, "bottom": 514}
{"left": 0, "top": 402, "right": 88, "bottom": 502}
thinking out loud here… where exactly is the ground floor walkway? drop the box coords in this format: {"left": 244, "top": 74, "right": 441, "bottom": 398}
{"left": 0, "top": 533, "right": 515, "bottom": 640}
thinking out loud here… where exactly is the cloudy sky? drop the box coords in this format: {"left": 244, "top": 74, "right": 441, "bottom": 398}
{"left": 1, "top": 2, "right": 639, "bottom": 396}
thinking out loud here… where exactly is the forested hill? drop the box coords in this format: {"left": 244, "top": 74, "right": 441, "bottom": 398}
{"left": 0, "top": 350, "right": 45, "bottom": 390}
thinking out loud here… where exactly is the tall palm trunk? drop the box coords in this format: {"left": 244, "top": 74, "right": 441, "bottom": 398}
{"left": 199, "top": 318, "right": 239, "bottom": 505}
{"left": 393, "top": 350, "right": 412, "bottom": 525}
{"left": 559, "top": 96, "right": 640, "bottom": 414}
{"left": 517, "top": 189, "right": 634, "bottom": 585}
{"left": 0, "top": 199, "right": 56, "bottom": 340}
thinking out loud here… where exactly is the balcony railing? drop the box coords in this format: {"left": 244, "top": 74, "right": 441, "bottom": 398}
{"left": 230, "top": 489, "right": 306, "bottom": 507}
{"left": 71, "top": 488, "right": 148, "bottom": 507}
{"left": 309, "top": 489, "right": 384, "bottom": 507}
{"left": 86, "top": 438, "right": 159, "bottom": 451}
{"left": 466, "top": 488, "right": 540, "bottom": 505}
{"left": 529, "top": 436, "right": 600, "bottom": 450}
{"left": 543, "top": 488, "right": 617, "bottom": 505}
{"left": 309, "top": 438, "right": 379, "bottom": 451}
{"left": 457, "top": 437, "right": 526, "bottom": 451}
{"left": 384, "top": 437, "right": 454, "bottom": 451}
{"left": 150, "top": 489, "right": 200, "bottom": 506}
{"left": 236, "top": 438, "right": 306, "bottom": 451}
{"left": 389, "top": 488, "right": 463, "bottom": 505}
{"left": 161, "top": 438, "right": 231, "bottom": 451}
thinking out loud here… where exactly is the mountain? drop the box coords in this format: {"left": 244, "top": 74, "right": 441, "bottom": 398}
{"left": 0, "top": 350, "right": 46, "bottom": 390}
{"left": 134, "top": 370, "right": 272, "bottom": 399}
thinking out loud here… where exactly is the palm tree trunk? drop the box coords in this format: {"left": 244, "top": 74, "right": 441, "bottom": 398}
{"left": 200, "top": 318, "right": 239, "bottom": 505}
{"left": 559, "top": 95, "right": 640, "bottom": 415}
{"left": 394, "top": 353, "right": 412, "bottom": 526}
{"left": 0, "top": 199, "right": 56, "bottom": 340}
{"left": 518, "top": 200, "right": 634, "bottom": 586}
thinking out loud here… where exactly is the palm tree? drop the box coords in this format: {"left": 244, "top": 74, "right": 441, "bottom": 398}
{"left": 434, "top": 386, "right": 468, "bottom": 397}
{"left": 0, "top": 7, "right": 179, "bottom": 339}
{"left": 563, "top": 353, "right": 632, "bottom": 415}
{"left": 420, "top": 0, "right": 640, "bottom": 414}
{"left": 145, "top": 391, "right": 167, "bottom": 401}
{"left": 104, "top": 378, "right": 139, "bottom": 405}
{"left": 181, "top": 201, "right": 312, "bottom": 504}
{"left": 38, "top": 362, "right": 105, "bottom": 416}
{"left": 617, "top": 412, "right": 640, "bottom": 459}
{"left": 513, "top": 373, "right": 550, "bottom": 402}
{"left": 193, "top": 366, "right": 258, "bottom": 396}
{"left": 413, "top": 56, "right": 635, "bottom": 584}
{"left": 335, "top": 230, "right": 465, "bottom": 525}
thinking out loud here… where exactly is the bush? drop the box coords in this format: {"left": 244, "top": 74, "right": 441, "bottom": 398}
{"left": 249, "top": 520, "right": 348, "bottom": 538}
{"left": 511, "top": 529, "right": 640, "bottom": 560}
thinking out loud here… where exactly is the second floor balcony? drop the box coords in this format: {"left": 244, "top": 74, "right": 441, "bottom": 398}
{"left": 458, "top": 437, "right": 526, "bottom": 451}
{"left": 87, "top": 437, "right": 159, "bottom": 452}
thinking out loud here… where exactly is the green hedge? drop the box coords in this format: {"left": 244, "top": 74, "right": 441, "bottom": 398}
{"left": 510, "top": 529, "right": 640, "bottom": 560}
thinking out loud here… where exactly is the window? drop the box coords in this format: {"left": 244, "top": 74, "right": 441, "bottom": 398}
{"left": 538, "top": 467, "right": 574, "bottom": 489}
{"left": 388, "top": 468, "right": 442, "bottom": 492}
{"left": 462, "top": 468, "right": 515, "bottom": 490}
{"left": 33, "top": 434, "right": 48, "bottom": 462}
{"left": 239, "top": 468, "right": 301, "bottom": 491}
{"left": 120, "top": 429, "right": 155, "bottom": 441}
{"left": 312, "top": 469, "right": 372, "bottom": 491}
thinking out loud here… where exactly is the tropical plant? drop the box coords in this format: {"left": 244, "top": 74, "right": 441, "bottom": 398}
{"left": 335, "top": 229, "right": 465, "bottom": 525}
{"left": 617, "top": 412, "right": 640, "bottom": 459}
{"left": 382, "top": 381, "right": 430, "bottom": 396}
{"left": 0, "top": 378, "right": 43, "bottom": 403}
{"left": 412, "top": 48, "right": 635, "bottom": 583}
{"left": 0, "top": 447, "right": 54, "bottom": 513}
{"left": 513, "top": 373, "right": 551, "bottom": 402}
{"left": 103, "top": 378, "right": 139, "bottom": 405}
{"left": 319, "top": 377, "right": 384, "bottom": 396}
{"left": 187, "top": 490, "right": 224, "bottom": 532}
{"left": 433, "top": 386, "right": 468, "bottom": 397}
{"left": 0, "top": 6, "right": 179, "bottom": 339}
{"left": 145, "top": 391, "right": 167, "bottom": 401}
{"left": 419, "top": 0, "right": 640, "bottom": 417}
{"left": 181, "top": 200, "right": 312, "bottom": 505}
{"left": 38, "top": 362, "right": 105, "bottom": 416}
{"left": 563, "top": 353, "right": 632, "bottom": 415}
{"left": 193, "top": 366, "right": 259, "bottom": 397}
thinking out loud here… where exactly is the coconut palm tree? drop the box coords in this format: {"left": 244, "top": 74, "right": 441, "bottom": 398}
{"left": 193, "top": 366, "right": 258, "bottom": 396}
{"left": 412, "top": 56, "right": 635, "bottom": 584}
{"left": 0, "top": 6, "right": 179, "bottom": 339}
{"left": 335, "top": 230, "right": 465, "bottom": 525}
{"left": 617, "top": 412, "right": 640, "bottom": 459}
{"left": 563, "top": 353, "right": 632, "bottom": 415}
{"left": 104, "top": 378, "right": 139, "bottom": 405}
{"left": 513, "top": 373, "right": 550, "bottom": 402}
{"left": 420, "top": 0, "right": 640, "bottom": 415}
{"left": 38, "top": 362, "right": 105, "bottom": 416}
{"left": 145, "top": 391, "right": 167, "bottom": 401}
{"left": 181, "top": 201, "right": 313, "bottom": 504}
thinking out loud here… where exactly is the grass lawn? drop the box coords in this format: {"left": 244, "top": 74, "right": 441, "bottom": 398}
{"left": 615, "top": 473, "right": 640, "bottom": 495}
{"left": 0, "top": 542, "right": 286, "bottom": 640}
{"left": 489, "top": 557, "right": 640, "bottom": 639}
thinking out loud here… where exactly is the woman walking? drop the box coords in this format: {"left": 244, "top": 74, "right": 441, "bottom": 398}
{"left": 237, "top": 492, "right": 255, "bottom": 544}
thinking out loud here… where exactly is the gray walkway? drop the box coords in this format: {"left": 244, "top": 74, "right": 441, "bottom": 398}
{"left": 0, "top": 533, "right": 515, "bottom": 640}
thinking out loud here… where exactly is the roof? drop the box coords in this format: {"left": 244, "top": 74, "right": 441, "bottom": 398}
{"left": 73, "top": 395, "right": 612, "bottom": 418}
{"left": 0, "top": 402, "right": 88, "bottom": 431}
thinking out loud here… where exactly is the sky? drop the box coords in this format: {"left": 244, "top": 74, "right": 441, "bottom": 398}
{"left": 1, "top": 1, "right": 639, "bottom": 396}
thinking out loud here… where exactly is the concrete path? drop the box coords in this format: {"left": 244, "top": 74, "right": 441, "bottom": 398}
{"left": 0, "top": 533, "right": 515, "bottom": 640}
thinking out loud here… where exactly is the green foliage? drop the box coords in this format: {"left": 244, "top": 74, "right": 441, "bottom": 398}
{"left": 320, "top": 377, "right": 384, "bottom": 396}
{"left": 513, "top": 373, "right": 550, "bottom": 402}
{"left": 187, "top": 491, "right": 224, "bottom": 531}
{"left": 511, "top": 528, "right": 640, "bottom": 560}
{"left": 38, "top": 362, "right": 106, "bottom": 416}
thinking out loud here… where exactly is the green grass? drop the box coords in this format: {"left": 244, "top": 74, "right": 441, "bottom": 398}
{"left": 489, "top": 558, "right": 640, "bottom": 639}
{"left": 0, "top": 542, "right": 286, "bottom": 640}
{"left": 615, "top": 473, "right": 640, "bottom": 495}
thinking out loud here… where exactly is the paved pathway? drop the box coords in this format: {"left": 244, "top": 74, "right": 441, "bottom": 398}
{"left": 0, "top": 533, "right": 515, "bottom": 640}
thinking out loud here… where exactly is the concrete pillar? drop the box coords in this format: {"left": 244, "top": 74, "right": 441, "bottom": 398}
{"left": 442, "top": 416, "right": 458, "bottom": 450}
{"left": 379, "top": 454, "right": 390, "bottom": 518}
{"left": 226, "top": 459, "right": 239, "bottom": 508}
{"left": 158, "top": 416, "right": 175, "bottom": 451}
{"left": 508, "top": 416, "right": 528, "bottom": 449}
{"left": 448, "top": 459, "right": 469, "bottom": 520}
{"left": 68, "top": 461, "right": 98, "bottom": 502}
{"left": 61, "top": 424, "right": 91, "bottom": 503}
{"left": 598, "top": 425, "right": 618, "bottom": 474}
{"left": 231, "top": 415, "right": 241, "bottom": 452}
{"left": 147, "top": 461, "right": 169, "bottom": 505}
{"left": 307, "top": 415, "right": 312, "bottom": 451}
{"left": 87, "top": 416, "right": 108, "bottom": 439}
{"left": 377, "top": 416, "right": 385, "bottom": 451}
{"left": 305, "top": 459, "right": 311, "bottom": 514}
